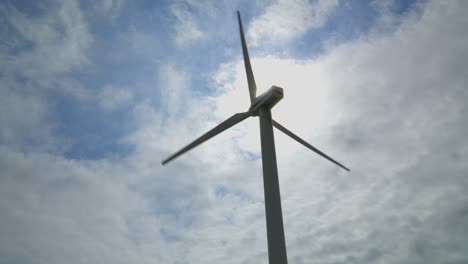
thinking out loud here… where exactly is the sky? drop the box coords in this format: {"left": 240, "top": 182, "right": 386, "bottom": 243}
{"left": 1, "top": 0, "right": 468, "bottom": 263}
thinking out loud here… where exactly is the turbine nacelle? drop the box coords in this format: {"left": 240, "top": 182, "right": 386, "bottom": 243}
{"left": 249, "top": 85, "right": 284, "bottom": 115}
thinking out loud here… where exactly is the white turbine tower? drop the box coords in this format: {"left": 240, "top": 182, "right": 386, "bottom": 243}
{"left": 162, "top": 11, "right": 349, "bottom": 264}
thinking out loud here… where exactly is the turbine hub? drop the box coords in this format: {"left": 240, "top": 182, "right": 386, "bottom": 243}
{"left": 249, "top": 85, "right": 284, "bottom": 115}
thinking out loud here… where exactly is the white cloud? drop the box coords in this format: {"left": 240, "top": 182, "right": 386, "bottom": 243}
{"left": 0, "top": 145, "right": 170, "bottom": 264}
{"left": 170, "top": 3, "right": 203, "bottom": 47}
{"left": 0, "top": 87, "right": 57, "bottom": 151}
{"left": 167, "top": 0, "right": 225, "bottom": 47}
{"left": 98, "top": 85, "right": 134, "bottom": 111}
{"left": 248, "top": 0, "right": 339, "bottom": 46}
{"left": 0, "top": 0, "right": 91, "bottom": 152}
{"left": 1, "top": 1, "right": 92, "bottom": 78}
{"left": 211, "top": 1, "right": 468, "bottom": 262}
{"left": 1, "top": 1, "right": 468, "bottom": 264}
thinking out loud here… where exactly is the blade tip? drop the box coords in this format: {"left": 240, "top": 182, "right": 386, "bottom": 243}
{"left": 161, "top": 159, "right": 170, "bottom": 166}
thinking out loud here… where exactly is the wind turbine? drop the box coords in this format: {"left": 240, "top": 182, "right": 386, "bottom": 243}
{"left": 162, "top": 11, "right": 349, "bottom": 264}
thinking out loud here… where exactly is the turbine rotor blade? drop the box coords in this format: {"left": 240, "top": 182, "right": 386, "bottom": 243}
{"left": 237, "top": 11, "right": 257, "bottom": 104}
{"left": 162, "top": 111, "right": 253, "bottom": 165}
{"left": 272, "top": 120, "right": 350, "bottom": 171}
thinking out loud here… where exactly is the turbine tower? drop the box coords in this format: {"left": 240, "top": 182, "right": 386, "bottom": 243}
{"left": 162, "top": 11, "right": 349, "bottom": 264}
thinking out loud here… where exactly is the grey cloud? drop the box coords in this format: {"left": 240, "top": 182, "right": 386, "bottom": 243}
{"left": 209, "top": 1, "right": 468, "bottom": 263}
{"left": 276, "top": 1, "right": 468, "bottom": 263}
{"left": 0, "top": 0, "right": 92, "bottom": 152}
{"left": 98, "top": 85, "right": 134, "bottom": 112}
{"left": 1, "top": 1, "right": 91, "bottom": 78}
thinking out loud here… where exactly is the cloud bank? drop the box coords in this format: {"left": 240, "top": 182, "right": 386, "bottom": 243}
{"left": 0, "top": 1, "right": 467, "bottom": 264}
{"left": 248, "top": 0, "right": 338, "bottom": 46}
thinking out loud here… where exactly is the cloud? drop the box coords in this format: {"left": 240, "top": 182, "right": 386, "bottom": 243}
{"left": 169, "top": 2, "right": 204, "bottom": 47}
{"left": 0, "top": 86, "right": 55, "bottom": 151}
{"left": 98, "top": 85, "right": 134, "bottom": 112}
{"left": 0, "top": 144, "right": 172, "bottom": 264}
{"left": 1, "top": 1, "right": 92, "bottom": 78}
{"left": 0, "top": 0, "right": 92, "bottom": 152}
{"left": 1, "top": 1, "right": 468, "bottom": 264}
{"left": 248, "top": 0, "right": 339, "bottom": 46}
{"left": 97, "top": 0, "right": 126, "bottom": 18}
{"left": 211, "top": 1, "right": 468, "bottom": 262}
{"left": 0, "top": 61, "right": 218, "bottom": 264}
{"left": 167, "top": 0, "right": 228, "bottom": 47}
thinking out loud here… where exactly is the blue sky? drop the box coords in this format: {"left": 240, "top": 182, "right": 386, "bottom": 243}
{"left": 1, "top": 0, "right": 468, "bottom": 263}
{"left": 5, "top": 0, "right": 413, "bottom": 160}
